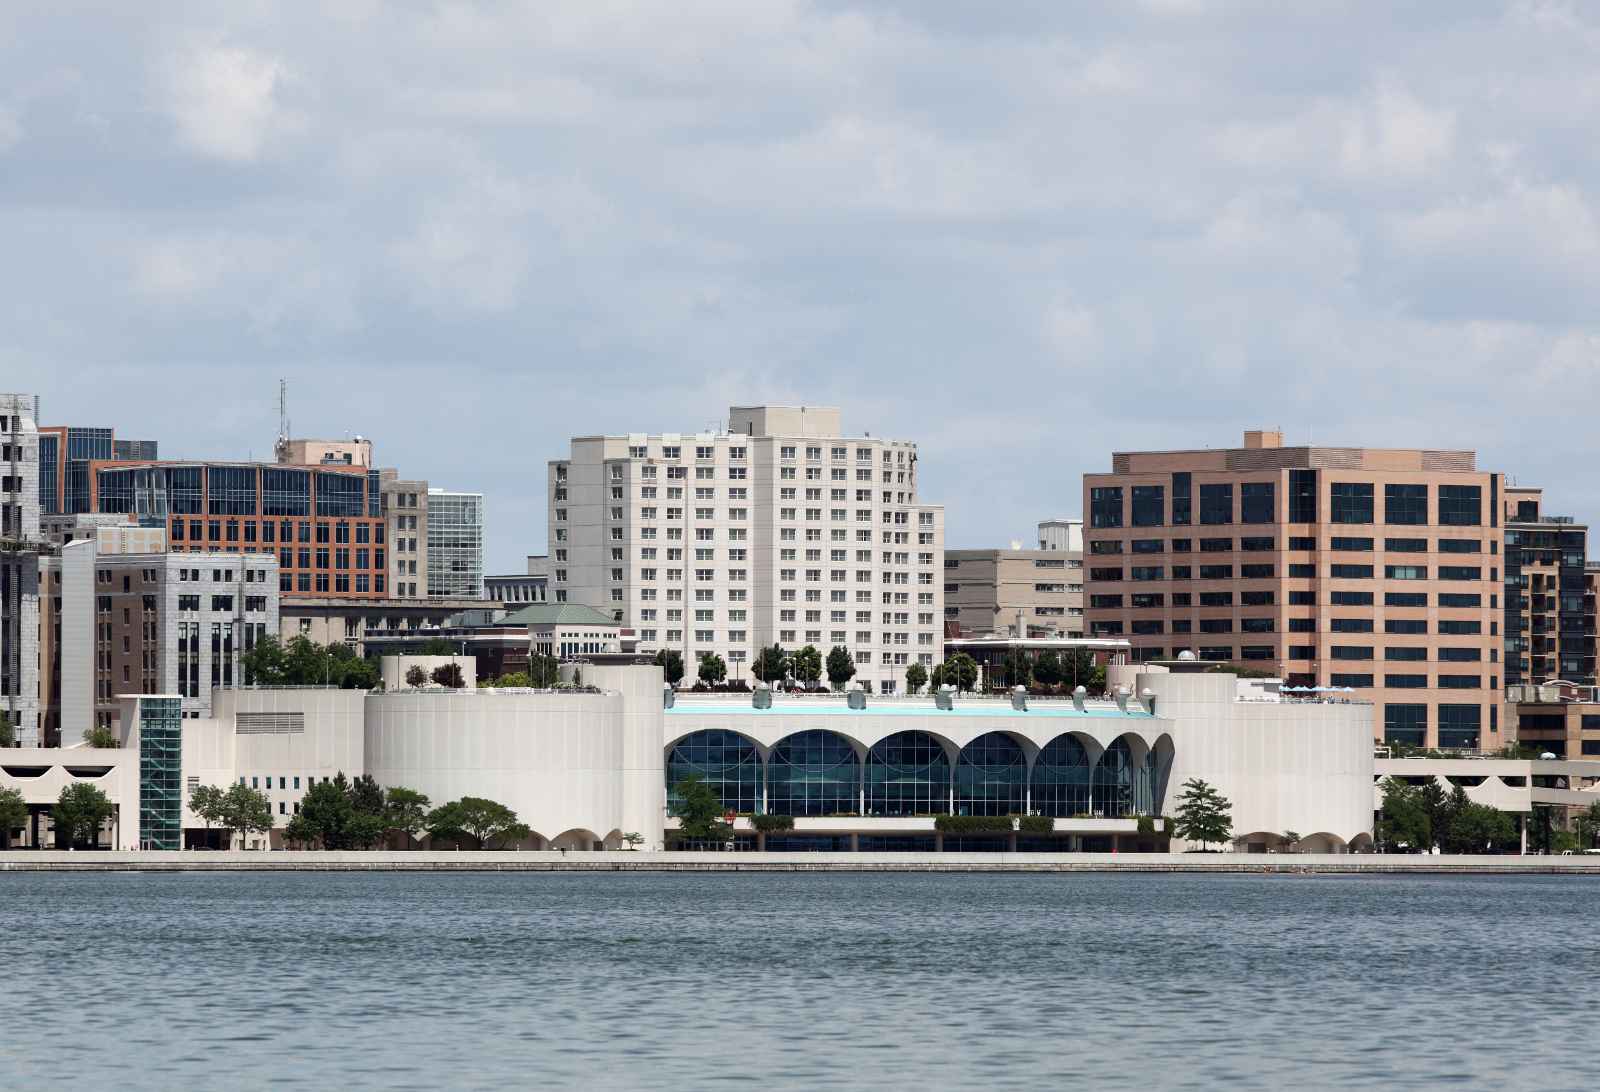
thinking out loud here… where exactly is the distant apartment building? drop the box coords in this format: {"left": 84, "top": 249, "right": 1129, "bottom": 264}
{"left": 426, "top": 489, "right": 484, "bottom": 600}
{"left": 274, "top": 436, "right": 372, "bottom": 468}
{"left": 0, "top": 394, "right": 42, "bottom": 743}
{"left": 945, "top": 521, "right": 1084, "bottom": 638}
{"left": 1502, "top": 486, "right": 1594, "bottom": 688}
{"left": 485, "top": 555, "right": 548, "bottom": 605}
{"left": 1037, "top": 518, "right": 1084, "bottom": 553}
{"left": 547, "top": 405, "right": 944, "bottom": 692}
{"left": 380, "top": 477, "right": 429, "bottom": 599}
{"left": 1083, "top": 430, "right": 1504, "bottom": 750}
{"left": 38, "top": 424, "right": 157, "bottom": 515}
{"left": 86, "top": 461, "right": 388, "bottom": 599}
{"left": 1508, "top": 683, "right": 1600, "bottom": 759}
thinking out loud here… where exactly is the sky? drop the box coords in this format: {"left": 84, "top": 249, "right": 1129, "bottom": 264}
{"left": 5, "top": 1, "right": 1600, "bottom": 570}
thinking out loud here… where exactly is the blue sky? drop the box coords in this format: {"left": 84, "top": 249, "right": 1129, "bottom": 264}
{"left": 6, "top": 1, "right": 1599, "bottom": 569}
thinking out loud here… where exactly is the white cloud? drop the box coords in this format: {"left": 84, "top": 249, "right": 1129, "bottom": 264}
{"left": 0, "top": 106, "right": 21, "bottom": 153}
{"left": 159, "top": 43, "right": 291, "bottom": 162}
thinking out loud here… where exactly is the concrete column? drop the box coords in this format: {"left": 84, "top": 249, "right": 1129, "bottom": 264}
{"left": 849, "top": 832, "right": 859, "bottom": 852}
{"left": 934, "top": 832, "right": 944, "bottom": 852}
{"left": 756, "top": 832, "right": 766, "bottom": 852}
{"left": 1007, "top": 831, "right": 1018, "bottom": 852}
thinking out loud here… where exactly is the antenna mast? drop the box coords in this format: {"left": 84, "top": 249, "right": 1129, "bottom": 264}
{"left": 275, "top": 379, "right": 290, "bottom": 463}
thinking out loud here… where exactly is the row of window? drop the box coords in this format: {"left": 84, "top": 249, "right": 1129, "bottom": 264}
{"left": 1089, "top": 536, "right": 1491, "bottom": 555}
{"left": 1088, "top": 564, "right": 1492, "bottom": 582}
{"left": 1091, "top": 590, "right": 1489, "bottom": 609}
{"left": 1091, "top": 479, "right": 1487, "bottom": 528}
{"left": 1103, "top": 618, "right": 1491, "bottom": 638}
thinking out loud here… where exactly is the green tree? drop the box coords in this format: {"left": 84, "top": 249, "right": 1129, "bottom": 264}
{"left": 1575, "top": 802, "right": 1600, "bottom": 850}
{"left": 1376, "top": 777, "right": 1431, "bottom": 853}
{"left": 426, "top": 797, "right": 530, "bottom": 849}
{"left": 670, "top": 775, "right": 731, "bottom": 843}
{"left": 243, "top": 635, "right": 290, "bottom": 685}
{"left": 928, "top": 663, "right": 946, "bottom": 689}
{"left": 350, "top": 774, "right": 386, "bottom": 817}
{"left": 189, "top": 783, "right": 226, "bottom": 842}
{"left": 480, "top": 671, "right": 531, "bottom": 688}
{"left": 528, "top": 653, "right": 560, "bottom": 688}
{"left": 697, "top": 652, "right": 727, "bottom": 685}
{"left": 825, "top": 646, "right": 856, "bottom": 691}
{"left": 385, "top": 787, "right": 432, "bottom": 850}
{"left": 416, "top": 638, "right": 457, "bottom": 656}
{"left": 1417, "top": 779, "right": 1449, "bottom": 851}
{"left": 904, "top": 662, "right": 928, "bottom": 695}
{"left": 1031, "top": 651, "right": 1063, "bottom": 688}
{"left": 791, "top": 645, "right": 822, "bottom": 686}
{"left": 283, "top": 812, "right": 317, "bottom": 849}
{"left": 1063, "top": 648, "right": 1097, "bottom": 690}
{"left": 82, "top": 725, "right": 119, "bottom": 749}
{"left": 0, "top": 712, "right": 14, "bottom": 748}
{"left": 653, "top": 649, "right": 685, "bottom": 686}
{"left": 285, "top": 635, "right": 327, "bottom": 684}
{"left": 754, "top": 644, "right": 789, "bottom": 684}
{"left": 431, "top": 662, "right": 465, "bottom": 689}
{"left": 53, "top": 782, "right": 114, "bottom": 849}
{"left": 218, "top": 783, "right": 274, "bottom": 850}
{"left": 999, "top": 648, "right": 1032, "bottom": 689}
{"left": 346, "top": 811, "right": 388, "bottom": 850}
{"left": 405, "top": 665, "right": 428, "bottom": 688}
{"left": 622, "top": 832, "right": 645, "bottom": 850}
{"left": 941, "top": 653, "right": 980, "bottom": 693}
{"left": 1439, "top": 796, "right": 1517, "bottom": 854}
{"left": 1171, "top": 778, "right": 1233, "bottom": 851}
{"left": 299, "top": 773, "right": 357, "bottom": 849}
{"left": 0, "top": 786, "right": 27, "bottom": 848}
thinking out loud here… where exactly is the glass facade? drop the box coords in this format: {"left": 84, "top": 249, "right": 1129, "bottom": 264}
{"left": 38, "top": 432, "right": 58, "bottom": 514}
{"left": 427, "top": 490, "right": 485, "bottom": 599}
{"left": 865, "top": 731, "right": 950, "bottom": 816}
{"left": 766, "top": 730, "right": 859, "bottom": 816}
{"left": 954, "top": 732, "right": 1027, "bottom": 816}
{"left": 1384, "top": 484, "right": 1427, "bottom": 525}
{"left": 1239, "top": 482, "right": 1274, "bottom": 524}
{"left": 1287, "top": 469, "right": 1317, "bottom": 523}
{"left": 1091, "top": 736, "right": 1151, "bottom": 818}
{"left": 666, "top": 730, "right": 762, "bottom": 813}
{"left": 1130, "top": 485, "right": 1164, "bottom": 527}
{"left": 1437, "top": 705, "right": 1481, "bottom": 750}
{"left": 138, "top": 697, "right": 183, "bottom": 850}
{"left": 1029, "top": 733, "right": 1092, "bottom": 817}
{"left": 1330, "top": 482, "right": 1374, "bottom": 524}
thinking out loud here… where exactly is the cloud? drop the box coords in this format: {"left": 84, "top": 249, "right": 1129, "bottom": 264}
{"left": 158, "top": 43, "right": 292, "bottom": 162}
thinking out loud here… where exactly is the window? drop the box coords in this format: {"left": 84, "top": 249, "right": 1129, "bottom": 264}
{"left": 1090, "top": 540, "right": 1125, "bottom": 555}
{"left": 1437, "top": 593, "right": 1480, "bottom": 608}
{"left": 1199, "top": 538, "right": 1232, "bottom": 552}
{"left": 1240, "top": 564, "right": 1274, "bottom": 579}
{"left": 1288, "top": 469, "right": 1317, "bottom": 523}
{"left": 1199, "top": 484, "right": 1232, "bottom": 525}
{"left": 1289, "top": 564, "right": 1316, "bottom": 578}
{"left": 1199, "top": 591, "right": 1233, "bottom": 607}
{"left": 1171, "top": 472, "right": 1191, "bottom": 525}
{"left": 1330, "top": 674, "right": 1373, "bottom": 688}
{"left": 1240, "top": 537, "right": 1274, "bottom": 551}
{"left": 1330, "top": 482, "right": 1373, "bottom": 524}
{"left": 1330, "top": 564, "right": 1373, "bottom": 579}
{"left": 1331, "top": 537, "right": 1373, "bottom": 551}
{"left": 1131, "top": 539, "right": 1164, "bottom": 554}
{"left": 1438, "top": 648, "right": 1481, "bottom": 662}
{"left": 1384, "top": 538, "right": 1426, "bottom": 553}
{"left": 1385, "top": 592, "right": 1426, "bottom": 607}
{"left": 1241, "top": 618, "right": 1273, "bottom": 633}
{"left": 1240, "top": 482, "right": 1273, "bottom": 523}
{"left": 1384, "top": 565, "right": 1426, "bottom": 580}
{"left": 1385, "top": 674, "right": 1428, "bottom": 688}
{"left": 1384, "top": 704, "right": 1427, "bottom": 746}
{"left": 1384, "top": 484, "right": 1428, "bottom": 525}
{"left": 1437, "top": 539, "right": 1481, "bottom": 554}
{"left": 1090, "top": 487, "right": 1123, "bottom": 529}
{"left": 1438, "top": 485, "right": 1482, "bottom": 526}
{"left": 1386, "top": 647, "right": 1426, "bottom": 661}
{"left": 1384, "top": 619, "right": 1428, "bottom": 634}
{"left": 1331, "top": 646, "right": 1373, "bottom": 659}
{"left": 1438, "top": 566, "right": 1481, "bottom": 581}
{"left": 1331, "top": 591, "right": 1373, "bottom": 606}
{"left": 1288, "top": 536, "right": 1316, "bottom": 551}
{"left": 1241, "top": 590, "right": 1274, "bottom": 606}
{"left": 1131, "top": 485, "right": 1164, "bottom": 527}
{"left": 1130, "top": 566, "right": 1163, "bottom": 582}
{"left": 1437, "top": 620, "right": 1481, "bottom": 635}
{"left": 1330, "top": 618, "right": 1373, "bottom": 633}
{"left": 1438, "top": 704, "right": 1481, "bottom": 749}
{"left": 1089, "top": 568, "right": 1123, "bottom": 582}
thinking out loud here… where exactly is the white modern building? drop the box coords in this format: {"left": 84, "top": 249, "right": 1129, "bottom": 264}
{"left": 427, "top": 488, "right": 484, "bottom": 600}
{"left": 547, "top": 405, "right": 944, "bottom": 690}
{"left": 0, "top": 392, "right": 43, "bottom": 744}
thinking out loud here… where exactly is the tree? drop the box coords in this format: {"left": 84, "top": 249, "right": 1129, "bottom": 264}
{"left": 1063, "top": 648, "right": 1098, "bottom": 691}
{"left": 405, "top": 665, "right": 428, "bottom": 688}
{"left": 243, "top": 635, "right": 290, "bottom": 686}
{"left": 189, "top": 784, "right": 226, "bottom": 842}
{"left": 346, "top": 811, "right": 389, "bottom": 850}
{"left": 826, "top": 646, "right": 856, "bottom": 691}
{"left": 431, "top": 662, "right": 465, "bottom": 689}
{"left": 697, "top": 652, "right": 727, "bottom": 686}
{"left": 1281, "top": 831, "right": 1301, "bottom": 853}
{"left": 299, "top": 773, "right": 357, "bottom": 849}
{"left": 653, "top": 649, "right": 685, "bottom": 686}
{"left": 350, "top": 774, "right": 386, "bottom": 818}
{"left": 1032, "top": 651, "right": 1063, "bottom": 688}
{"left": 245, "top": 635, "right": 378, "bottom": 689}
{"left": 0, "top": 787, "right": 27, "bottom": 848}
{"left": 1376, "top": 777, "right": 1431, "bottom": 853}
{"left": 754, "top": 644, "right": 789, "bottom": 684}
{"left": 1439, "top": 797, "right": 1516, "bottom": 854}
{"left": 416, "top": 638, "right": 457, "bottom": 656}
{"left": 83, "top": 725, "right": 119, "bottom": 749}
{"left": 1576, "top": 802, "right": 1600, "bottom": 850}
{"left": 999, "top": 648, "right": 1032, "bottom": 690}
{"left": 480, "top": 672, "right": 531, "bottom": 688}
{"left": 426, "top": 797, "right": 530, "bottom": 849}
{"left": 1417, "top": 779, "right": 1449, "bottom": 851}
{"left": 0, "top": 712, "right": 14, "bottom": 748}
{"left": 528, "top": 653, "right": 560, "bottom": 688}
{"left": 791, "top": 645, "right": 822, "bottom": 686}
{"left": 670, "top": 775, "right": 731, "bottom": 844}
{"left": 53, "top": 782, "right": 114, "bottom": 849}
{"left": 283, "top": 813, "right": 317, "bottom": 849}
{"left": 218, "top": 783, "right": 274, "bottom": 850}
{"left": 1171, "top": 778, "right": 1233, "bottom": 851}
{"left": 622, "top": 832, "right": 645, "bottom": 850}
{"left": 941, "top": 653, "right": 979, "bottom": 693}
{"left": 385, "top": 787, "right": 432, "bottom": 850}
{"left": 905, "top": 662, "right": 928, "bottom": 695}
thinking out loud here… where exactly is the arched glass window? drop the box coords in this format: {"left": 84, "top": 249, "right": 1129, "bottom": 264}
{"left": 1031, "top": 734, "right": 1092, "bottom": 817}
{"left": 865, "top": 731, "right": 950, "bottom": 816}
{"left": 954, "top": 732, "right": 1026, "bottom": 816}
{"left": 1093, "top": 736, "right": 1154, "bottom": 817}
{"left": 767, "top": 731, "right": 859, "bottom": 816}
{"left": 666, "top": 730, "right": 762, "bottom": 814}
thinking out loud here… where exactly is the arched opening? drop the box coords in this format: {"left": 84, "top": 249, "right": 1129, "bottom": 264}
{"left": 955, "top": 733, "right": 1027, "bottom": 816}
{"left": 1150, "top": 734, "right": 1175, "bottom": 813}
{"left": 665, "top": 729, "right": 763, "bottom": 814}
{"left": 602, "top": 829, "right": 625, "bottom": 850}
{"left": 1031, "top": 733, "right": 1093, "bottom": 818}
{"left": 865, "top": 731, "right": 951, "bottom": 816}
{"left": 1348, "top": 832, "right": 1375, "bottom": 854}
{"left": 767, "top": 730, "right": 860, "bottom": 816}
{"left": 1296, "top": 832, "right": 1347, "bottom": 855}
{"left": 551, "top": 828, "right": 603, "bottom": 851}
{"left": 1092, "top": 735, "right": 1152, "bottom": 817}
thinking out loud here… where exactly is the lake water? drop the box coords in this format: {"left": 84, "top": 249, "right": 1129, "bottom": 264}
{"left": 4, "top": 871, "right": 1594, "bottom": 1089}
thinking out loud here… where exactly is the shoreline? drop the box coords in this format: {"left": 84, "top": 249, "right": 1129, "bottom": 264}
{"left": 3, "top": 850, "right": 1599, "bottom": 874}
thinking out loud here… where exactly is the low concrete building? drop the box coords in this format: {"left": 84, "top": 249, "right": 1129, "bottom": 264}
{"left": 379, "top": 654, "right": 478, "bottom": 691}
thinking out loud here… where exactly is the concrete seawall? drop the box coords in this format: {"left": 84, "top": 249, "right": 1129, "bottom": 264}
{"left": 4, "top": 850, "right": 1600, "bottom": 874}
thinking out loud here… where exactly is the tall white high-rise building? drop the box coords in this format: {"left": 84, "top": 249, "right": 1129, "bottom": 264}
{"left": 548, "top": 405, "right": 944, "bottom": 692}
{"left": 426, "top": 489, "right": 484, "bottom": 600}
{"left": 0, "top": 393, "right": 42, "bottom": 743}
